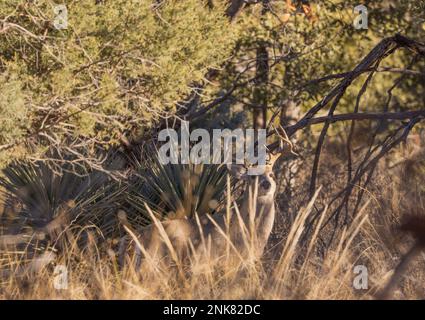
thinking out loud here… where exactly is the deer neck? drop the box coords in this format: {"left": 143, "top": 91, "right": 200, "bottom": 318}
{"left": 255, "top": 196, "right": 275, "bottom": 241}
{"left": 238, "top": 191, "right": 275, "bottom": 235}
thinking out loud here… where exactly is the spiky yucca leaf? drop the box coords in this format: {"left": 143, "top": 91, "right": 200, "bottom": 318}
{"left": 0, "top": 159, "right": 120, "bottom": 238}
{"left": 125, "top": 150, "right": 234, "bottom": 226}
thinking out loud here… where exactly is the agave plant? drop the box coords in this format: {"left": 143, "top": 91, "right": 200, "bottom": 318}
{"left": 125, "top": 148, "right": 235, "bottom": 226}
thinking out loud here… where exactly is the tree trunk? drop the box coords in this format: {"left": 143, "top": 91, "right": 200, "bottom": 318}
{"left": 226, "top": 0, "right": 246, "bottom": 20}
{"left": 252, "top": 1, "right": 269, "bottom": 130}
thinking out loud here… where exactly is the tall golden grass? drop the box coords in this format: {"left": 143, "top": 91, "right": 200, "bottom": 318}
{"left": 1, "top": 138, "right": 425, "bottom": 300}
{"left": 0, "top": 188, "right": 393, "bottom": 300}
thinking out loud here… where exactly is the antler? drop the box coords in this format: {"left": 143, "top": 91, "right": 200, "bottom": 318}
{"left": 268, "top": 124, "right": 298, "bottom": 167}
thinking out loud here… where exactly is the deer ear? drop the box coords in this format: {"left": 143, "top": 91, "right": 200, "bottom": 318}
{"left": 226, "top": 163, "right": 248, "bottom": 180}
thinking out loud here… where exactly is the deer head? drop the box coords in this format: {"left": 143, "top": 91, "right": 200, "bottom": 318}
{"left": 226, "top": 149, "right": 282, "bottom": 199}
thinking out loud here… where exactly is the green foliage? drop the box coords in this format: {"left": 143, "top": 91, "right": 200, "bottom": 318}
{"left": 0, "top": 0, "right": 236, "bottom": 162}
{"left": 1, "top": 0, "right": 423, "bottom": 165}
{"left": 0, "top": 63, "right": 29, "bottom": 145}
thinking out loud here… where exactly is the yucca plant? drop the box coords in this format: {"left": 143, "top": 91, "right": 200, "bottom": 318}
{"left": 125, "top": 148, "right": 236, "bottom": 226}
{"left": 0, "top": 157, "right": 121, "bottom": 240}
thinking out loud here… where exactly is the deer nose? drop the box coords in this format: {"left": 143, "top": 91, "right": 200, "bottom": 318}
{"left": 261, "top": 180, "right": 271, "bottom": 190}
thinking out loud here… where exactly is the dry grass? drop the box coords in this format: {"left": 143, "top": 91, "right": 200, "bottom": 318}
{"left": 0, "top": 189, "right": 398, "bottom": 300}
{"left": 1, "top": 139, "right": 425, "bottom": 300}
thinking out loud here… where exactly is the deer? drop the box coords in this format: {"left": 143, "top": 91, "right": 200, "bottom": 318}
{"left": 117, "top": 150, "right": 282, "bottom": 271}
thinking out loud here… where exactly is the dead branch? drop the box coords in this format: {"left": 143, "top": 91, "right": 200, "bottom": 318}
{"left": 266, "top": 34, "right": 425, "bottom": 242}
